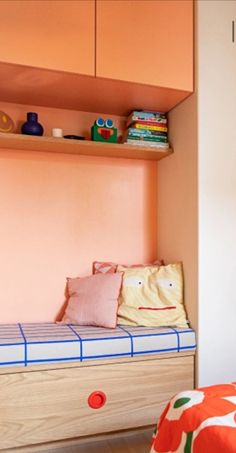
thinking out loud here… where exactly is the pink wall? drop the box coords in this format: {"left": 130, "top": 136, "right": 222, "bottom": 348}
{"left": 0, "top": 102, "right": 157, "bottom": 322}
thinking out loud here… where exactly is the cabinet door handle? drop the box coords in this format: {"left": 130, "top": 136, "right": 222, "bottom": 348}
{"left": 232, "top": 20, "right": 235, "bottom": 43}
{"left": 88, "top": 391, "right": 107, "bottom": 409}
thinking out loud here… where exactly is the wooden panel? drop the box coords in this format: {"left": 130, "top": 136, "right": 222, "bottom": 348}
{"left": 0, "top": 0, "right": 95, "bottom": 75}
{"left": 0, "top": 62, "right": 191, "bottom": 116}
{"left": 0, "top": 133, "right": 172, "bottom": 161}
{"left": 0, "top": 427, "right": 154, "bottom": 453}
{"left": 96, "top": 0, "right": 193, "bottom": 92}
{"left": 0, "top": 356, "right": 194, "bottom": 450}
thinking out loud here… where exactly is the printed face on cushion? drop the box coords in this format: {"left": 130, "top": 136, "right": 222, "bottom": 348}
{"left": 117, "top": 263, "right": 188, "bottom": 327}
{"left": 122, "top": 271, "right": 177, "bottom": 311}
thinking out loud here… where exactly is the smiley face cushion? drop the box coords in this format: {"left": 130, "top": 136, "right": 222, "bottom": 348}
{"left": 117, "top": 263, "right": 188, "bottom": 328}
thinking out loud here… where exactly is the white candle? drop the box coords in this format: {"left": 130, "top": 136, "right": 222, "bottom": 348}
{"left": 52, "top": 128, "right": 63, "bottom": 138}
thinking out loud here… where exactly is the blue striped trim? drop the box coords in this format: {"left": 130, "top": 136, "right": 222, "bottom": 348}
{"left": 18, "top": 323, "right": 27, "bottom": 366}
{"left": 169, "top": 327, "right": 180, "bottom": 352}
{"left": 67, "top": 325, "right": 83, "bottom": 361}
{"left": 180, "top": 345, "right": 197, "bottom": 350}
{"left": 0, "top": 360, "right": 25, "bottom": 366}
{"left": 132, "top": 345, "right": 196, "bottom": 356}
{"left": 118, "top": 326, "right": 134, "bottom": 357}
{"left": 26, "top": 356, "right": 82, "bottom": 364}
{"left": 133, "top": 347, "right": 178, "bottom": 354}
{"left": 0, "top": 346, "right": 196, "bottom": 367}
{"left": 0, "top": 342, "right": 25, "bottom": 347}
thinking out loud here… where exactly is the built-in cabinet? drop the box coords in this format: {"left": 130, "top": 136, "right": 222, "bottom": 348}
{"left": 0, "top": 0, "right": 193, "bottom": 114}
{"left": 0, "top": 0, "right": 192, "bottom": 92}
{"left": 0, "top": 0, "right": 95, "bottom": 75}
{"left": 96, "top": 0, "right": 193, "bottom": 91}
{"left": 0, "top": 354, "right": 194, "bottom": 450}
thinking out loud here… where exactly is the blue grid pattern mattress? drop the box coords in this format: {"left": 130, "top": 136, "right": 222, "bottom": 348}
{"left": 0, "top": 323, "right": 196, "bottom": 368}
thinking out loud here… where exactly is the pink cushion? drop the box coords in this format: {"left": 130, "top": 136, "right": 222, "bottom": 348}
{"left": 93, "top": 260, "right": 164, "bottom": 274}
{"left": 61, "top": 273, "right": 123, "bottom": 328}
{"left": 93, "top": 261, "right": 118, "bottom": 274}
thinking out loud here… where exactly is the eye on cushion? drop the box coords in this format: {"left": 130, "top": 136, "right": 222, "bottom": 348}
{"left": 155, "top": 278, "right": 177, "bottom": 289}
{"left": 61, "top": 272, "right": 123, "bottom": 328}
{"left": 123, "top": 276, "right": 144, "bottom": 288}
{"left": 117, "top": 263, "right": 188, "bottom": 328}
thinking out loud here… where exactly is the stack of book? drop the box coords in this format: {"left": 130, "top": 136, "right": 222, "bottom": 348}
{"left": 123, "top": 110, "right": 169, "bottom": 149}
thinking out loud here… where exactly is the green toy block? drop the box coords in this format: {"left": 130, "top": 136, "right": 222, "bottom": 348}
{"left": 91, "top": 124, "right": 118, "bottom": 143}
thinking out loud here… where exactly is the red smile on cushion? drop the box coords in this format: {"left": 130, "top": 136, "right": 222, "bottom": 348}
{"left": 138, "top": 306, "right": 176, "bottom": 310}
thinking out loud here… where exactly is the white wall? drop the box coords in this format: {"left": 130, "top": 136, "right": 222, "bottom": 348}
{"left": 197, "top": 0, "right": 236, "bottom": 386}
{"left": 158, "top": 0, "right": 236, "bottom": 387}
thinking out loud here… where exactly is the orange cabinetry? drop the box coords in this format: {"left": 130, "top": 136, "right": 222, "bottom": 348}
{"left": 0, "top": 0, "right": 193, "bottom": 114}
{"left": 0, "top": 0, "right": 95, "bottom": 76}
{"left": 96, "top": 0, "right": 193, "bottom": 92}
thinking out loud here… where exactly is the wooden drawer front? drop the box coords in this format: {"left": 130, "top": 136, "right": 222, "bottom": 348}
{"left": 0, "top": 356, "right": 194, "bottom": 449}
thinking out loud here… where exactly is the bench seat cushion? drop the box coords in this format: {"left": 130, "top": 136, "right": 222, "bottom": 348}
{"left": 0, "top": 323, "right": 196, "bottom": 367}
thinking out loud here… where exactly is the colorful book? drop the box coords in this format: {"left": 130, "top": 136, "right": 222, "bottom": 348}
{"left": 127, "top": 118, "right": 167, "bottom": 127}
{"left": 133, "top": 123, "right": 168, "bottom": 132}
{"left": 127, "top": 110, "right": 167, "bottom": 126}
{"left": 129, "top": 120, "right": 167, "bottom": 127}
{"left": 127, "top": 128, "right": 167, "bottom": 139}
{"left": 125, "top": 138, "right": 169, "bottom": 148}
{"left": 125, "top": 135, "right": 168, "bottom": 143}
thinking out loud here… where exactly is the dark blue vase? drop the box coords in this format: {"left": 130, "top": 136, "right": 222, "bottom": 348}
{"left": 21, "top": 112, "right": 44, "bottom": 136}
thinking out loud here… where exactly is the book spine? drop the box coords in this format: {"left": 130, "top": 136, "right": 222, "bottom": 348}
{"left": 127, "top": 128, "right": 167, "bottom": 138}
{"left": 126, "top": 135, "right": 168, "bottom": 143}
{"left": 127, "top": 118, "right": 167, "bottom": 127}
{"left": 127, "top": 111, "right": 167, "bottom": 125}
{"left": 126, "top": 139, "right": 169, "bottom": 148}
{"left": 130, "top": 120, "right": 167, "bottom": 126}
{"left": 134, "top": 124, "right": 168, "bottom": 132}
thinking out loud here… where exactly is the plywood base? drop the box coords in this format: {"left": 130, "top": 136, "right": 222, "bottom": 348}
{"left": 0, "top": 352, "right": 194, "bottom": 452}
{"left": 0, "top": 132, "right": 173, "bottom": 161}
{"left": 4, "top": 427, "right": 154, "bottom": 453}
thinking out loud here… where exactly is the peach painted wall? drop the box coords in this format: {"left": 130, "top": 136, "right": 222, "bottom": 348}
{"left": 0, "top": 102, "right": 157, "bottom": 323}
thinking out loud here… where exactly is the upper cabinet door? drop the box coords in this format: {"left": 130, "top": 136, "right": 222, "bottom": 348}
{"left": 0, "top": 0, "right": 95, "bottom": 76}
{"left": 96, "top": 0, "right": 193, "bottom": 92}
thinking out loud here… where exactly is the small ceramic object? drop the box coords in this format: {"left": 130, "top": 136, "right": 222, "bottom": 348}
{"left": 21, "top": 112, "right": 44, "bottom": 136}
{"left": 52, "top": 128, "right": 63, "bottom": 138}
{"left": 63, "top": 135, "right": 85, "bottom": 140}
{"left": 0, "top": 111, "right": 15, "bottom": 133}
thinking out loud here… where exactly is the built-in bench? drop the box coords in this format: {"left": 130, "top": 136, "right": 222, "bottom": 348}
{"left": 0, "top": 323, "right": 196, "bottom": 452}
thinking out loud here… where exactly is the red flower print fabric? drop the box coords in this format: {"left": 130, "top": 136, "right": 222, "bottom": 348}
{"left": 151, "top": 383, "right": 236, "bottom": 453}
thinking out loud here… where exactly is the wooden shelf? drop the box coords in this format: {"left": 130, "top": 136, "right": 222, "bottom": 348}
{"left": 0, "top": 133, "right": 173, "bottom": 161}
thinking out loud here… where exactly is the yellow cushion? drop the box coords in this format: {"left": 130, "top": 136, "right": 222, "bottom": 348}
{"left": 117, "top": 263, "right": 188, "bottom": 328}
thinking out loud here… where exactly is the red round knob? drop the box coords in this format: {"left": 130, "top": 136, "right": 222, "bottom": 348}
{"left": 88, "top": 391, "right": 106, "bottom": 409}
